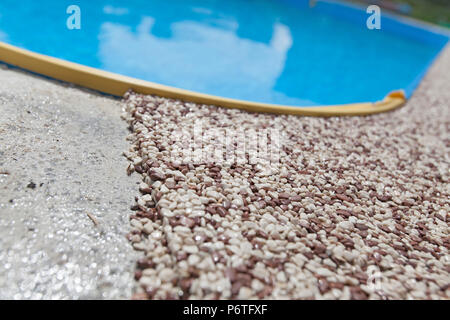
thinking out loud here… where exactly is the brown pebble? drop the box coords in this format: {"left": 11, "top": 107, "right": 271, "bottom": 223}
{"left": 336, "top": 194, "right": 352, "bottom": 202}
{"left": 290, "top": 195, "right": 302, "bottom": 201}
{"left": 329, "top": 282, "right": 344, "bottom": 289}
{"left": 318, "top": 278, "right": 330, "bottom": 294}
{"left": 336, "top": 209, "right": 353, "bottom": 218}
{"left": 313, "top": 243, "right": 327, "bottom": 255}
{"left": 149, "top": 171, "right": 166, "bottom": 181}
{"left": 350, "top": 286, "right": 368, "bottom": 300}
{"left": 355, "top": 223, "right": 369, "bottom": 231}
{"left": 180, "top": 278, "right": 193, "bottom": 292}
{"left": 278, "top": 192, "right": 290, "bottom": 199}
{"left": 206, "top": 206, "right": 217, "bottom": 215}
{"left": 134, "top": 270, "right": 142, "bottom": 280}
{"left": 377, "top": 194, "right": 392, "bottom": 202}
{"left": 216, "top": 206, "right": 227, "bottom": 217}
{"left": 139, "top": 187, "right": 152, "bottom": 194}
{"left": 137, "top": 258, "right": 154, "bottom": 269}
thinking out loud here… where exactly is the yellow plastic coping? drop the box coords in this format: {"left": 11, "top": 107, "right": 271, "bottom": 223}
{"left": 0, "top": 41, "right": 406, "bottom": 116}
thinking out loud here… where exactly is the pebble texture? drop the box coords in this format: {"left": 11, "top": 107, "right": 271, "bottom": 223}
{"left": 123, "top": 46, "right": 449, "bottom": 300}
{"left": 0, "top": 65, "right": 140, "bottom": 299}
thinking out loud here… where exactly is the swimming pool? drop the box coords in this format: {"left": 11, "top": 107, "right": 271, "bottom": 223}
{"left": 0, "top": 0, "right": 448, "bottom": 108}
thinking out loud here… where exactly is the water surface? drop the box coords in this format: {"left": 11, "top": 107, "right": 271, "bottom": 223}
{"left": 0, "top": 0, "right": 446, "bottom": 105}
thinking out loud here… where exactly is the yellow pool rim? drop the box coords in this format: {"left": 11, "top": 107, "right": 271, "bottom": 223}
{"left": 0, "top": 41, "right": 406, "bottom": 116}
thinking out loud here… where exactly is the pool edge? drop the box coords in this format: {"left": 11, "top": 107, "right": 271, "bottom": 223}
{"left": 0, "top": 41, "right": 406, "bottom": 117}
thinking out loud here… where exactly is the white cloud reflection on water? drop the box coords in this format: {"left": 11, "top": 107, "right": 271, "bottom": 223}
{"left": 97, "top": 16, "right": 316, "bottom": 105}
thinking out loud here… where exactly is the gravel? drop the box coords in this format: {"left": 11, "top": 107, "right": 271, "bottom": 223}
{"left": 0, "top": 44, "right": 447, "bottom": 300}
{"left": 122, "top": 46, "right": 449, "bottom": 300}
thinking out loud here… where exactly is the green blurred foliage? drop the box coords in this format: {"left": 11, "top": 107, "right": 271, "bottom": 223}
{"left": 352, "top": 0, "right": 450, "bottom": 27}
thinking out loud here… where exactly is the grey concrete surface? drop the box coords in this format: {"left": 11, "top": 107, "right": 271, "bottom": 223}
{"left": 0, "top": 65, "right": 140, "bottom": 299}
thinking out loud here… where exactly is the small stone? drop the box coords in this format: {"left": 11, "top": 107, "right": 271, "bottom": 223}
{"left": 216, "top": 206, "right": 227, "bottom": 217}
{"left": 316, "top": 268, "right": 334, "bottom": 277}
{"left": 180, "top": 216, "right": 196, "bottom": 228}
{"left": 238, "top": 287, "right": 253, "bottom": 299}
{"left": 318, "top": 278, "right": 330, "bottom": 294}
{"left": 184, "top": 245, "right": 199, "bottom": 254}
{"left": 278, "top": 192, "right": 290, "bottom": 199}
{"left": 338, "top": 221, "right": 354, "bottom": 230}
{"left": 313, "top": 243, "right": 327, "bottom": 255}
{"left": 336, "top": 194, "right": 352, "bottom": 202}
{"left": 150, "top": 171, "right": 166, "bottom": 181}
{"left": 27, "top": 181, "right": 36, "bottom": 189}
{"left": 188, "top": 254, "right": 201, "bottom": 265}
{"left": 355, "top": 223, "right": 369, "bottom": 231}
{"left": 142, "top": 222, "right": 154, "bottom": 234}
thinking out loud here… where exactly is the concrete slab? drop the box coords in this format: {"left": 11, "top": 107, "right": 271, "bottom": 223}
{"left": 0, "top": 65, "right": 140, "bottom": 299}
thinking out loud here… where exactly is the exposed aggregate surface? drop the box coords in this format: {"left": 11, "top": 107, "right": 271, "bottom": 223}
{"left": 0, "top": 65, "right": 140, "bottom": 299}
{"left": 123, "top": 47, "right": 449, "bottom": 300}
{"left": 0, "top": 47, "right": 448, "bottom": 300}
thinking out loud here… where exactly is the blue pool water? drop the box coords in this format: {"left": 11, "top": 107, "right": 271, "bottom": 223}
{"left": 0, "top": 0, "right": 447, "bottom": 106}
